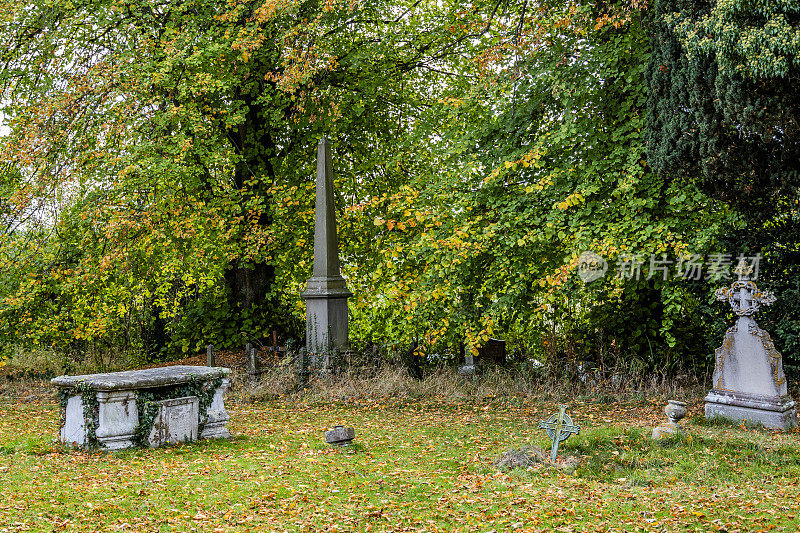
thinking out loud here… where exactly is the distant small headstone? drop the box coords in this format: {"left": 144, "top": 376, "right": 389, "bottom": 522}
{"left": 247, "top": 347, "right": 260, "bottom": 377}
{"left": 458, "top": 352, "right": 476, "bottom": 375}
{"left": 325, "top": 425, "right": 355, "bottom": 446}
{"left": 538, "top": 405, "right": 580, "bottom": 461}
{"left": 206, "top": 344, "right": 216, "bottom": 367}
{"left": 652, "top": 400, "right": 687, "bottom": 440}
{"left": 480, "top": 338, "right": 506, "bottom": 365}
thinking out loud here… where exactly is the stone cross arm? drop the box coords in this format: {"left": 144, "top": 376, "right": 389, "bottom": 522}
{"left": 715, "top": 280, "right": 776, "bottom": 317}
{"left": 538, "top": 416, "right": 581, "bottom": 441}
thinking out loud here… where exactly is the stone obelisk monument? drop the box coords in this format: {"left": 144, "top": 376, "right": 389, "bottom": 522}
{"left": 705, "top": 264, "right": 797, "bottom": 429}
{"left": 301, "top": 137, "right": 352, "bottom": 368}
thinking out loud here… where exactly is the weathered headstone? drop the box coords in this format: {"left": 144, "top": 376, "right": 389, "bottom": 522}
{"left": 652, "top": 400, "right": 687, "bottom": 440}
{"left": 457, "top": 352, "right": 476, "bottom": 375}
{"left": 206, "top": 344, "right": 216, "bottom": 367}
{"left": 247, "top": 347, "right": 262, "bottom": 385}
{"left": 480, "top": 338, "right": 506, "bottom": 365}
{"left": 705, "top": 268, "right": 798, "bottom": 429}
{"left": 538, "top": 405, "right": 580, "bottom": 461}
{"left": 301, "top": 136, "right": 352, "bottom": 367}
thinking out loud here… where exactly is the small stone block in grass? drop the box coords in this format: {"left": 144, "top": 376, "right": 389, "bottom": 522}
{"left": 325, "top": 425, "right": 355, "bottom": 446}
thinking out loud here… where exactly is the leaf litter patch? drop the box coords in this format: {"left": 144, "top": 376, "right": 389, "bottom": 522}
{"left": 495, "top": 445, "right": 581, "bottom": 474}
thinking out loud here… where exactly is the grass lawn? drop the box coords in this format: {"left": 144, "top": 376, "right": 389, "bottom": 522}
{"left": 0, "top": 384, "right": 799, "bottom": 532}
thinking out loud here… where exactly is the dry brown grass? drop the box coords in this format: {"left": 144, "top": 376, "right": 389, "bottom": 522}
{"left": 0, "top": 343, "right": 719, "bottom": 406}
{"left": 239, "top": 364, "right": 708, "bottom": 405}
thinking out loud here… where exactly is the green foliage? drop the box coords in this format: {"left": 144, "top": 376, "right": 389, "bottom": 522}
{"left": 350, "top": 1, "right": 730, "bottom": 374}
{"left": 646, "top": 0, "right": 800, "bottom": 374}
{"left": 666, "top": 0, "right": 800, "bottom": 79}
{"left": 0, "top": 0, "right": 797, "bottom": 380}
{"left": 0, "top": 0, "right": 443, "bottom": 360}
{"left": 647, "top": 0, "right": 800, "bottom": 214}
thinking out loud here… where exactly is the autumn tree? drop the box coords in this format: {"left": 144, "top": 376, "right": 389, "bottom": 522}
{"left": 2, "top": 0, "right": 794, "bottom": 380}
{"left": 350, "top": 0, "right": 733, "bottom": 376}
{"left": 0, "top": 0, "right": 520, "bottom": 361}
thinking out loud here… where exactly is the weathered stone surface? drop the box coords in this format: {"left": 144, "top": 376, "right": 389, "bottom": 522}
{"left": 148, "top": 396, "right": 199, "bottom": 447}
{"left": 200, "top": 378, "right": 231, "bottom": 439}
{"left": 711, "top": 317, "right": 787, "bottom": 397}
{"left": 51, "top": 365, "right": 230, "bottom": 391}
{"left": 457, "top": 352, "right": 477, "bottom": 376}
{"left": 304, "top": 294, "right": 351, "bottom": 355}
{"left": 95, "top": 390, "right": 138, "bottom": 450}
{"left": 52, "top": 366, "right": 232, "bottom": 449}
{"left": 301, "top": 136, "right": 352, "bottom": 357}
{"left": 60, "top": 395, "right": 87, "bottom": 447}
{"left": 705, "top": 277, "right": 798, "bottom": 430}
{"left": 652, "top": 400, "right": 687, "bottom": 440}
{"left": 705, "top": 389, "right": 797, "bottom": 429}
{"left": 308, "top": 136, "right": 346, "bottom": 283}
{"left": 206, "top": 344, "right": 216, "bottom": 367}
{"left": 325, "top": 425, "right": 355, "bottom": 446}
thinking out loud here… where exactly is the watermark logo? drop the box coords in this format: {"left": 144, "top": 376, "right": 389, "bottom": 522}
{"left": 577, "top": 251, "right": 608, "bottom": 283}
{"left": 576, "top": 251, "right": 762, "bottom": 282}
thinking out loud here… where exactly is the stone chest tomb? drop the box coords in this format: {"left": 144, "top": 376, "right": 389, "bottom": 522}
{"left": 52, "top": 365, "right": 231, "bottom": 450}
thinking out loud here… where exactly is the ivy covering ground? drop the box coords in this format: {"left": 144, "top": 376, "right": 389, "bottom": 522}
{"left": 1, "top": 391, "right": 799, "bottom": 532}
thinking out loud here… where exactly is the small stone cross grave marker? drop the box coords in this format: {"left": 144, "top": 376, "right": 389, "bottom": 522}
{"left": 538, "top": 405, "right": 580, "bottom": 462}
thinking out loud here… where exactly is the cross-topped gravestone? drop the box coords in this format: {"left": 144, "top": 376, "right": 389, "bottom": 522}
{"left": 301, "top": 137, "right": 352, "bottom": 368}
{"left": 705, "top": 266, "right": 797, "bottom": 430}
{"left": 538, "top": 405, "right": 580, "bottom": 461}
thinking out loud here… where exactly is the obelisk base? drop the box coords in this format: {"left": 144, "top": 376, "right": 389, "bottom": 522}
{"left": 705, "top": 389, "right": 798, "bottom": 430}
{"left": 303, "top": 290, "right": 351, "bottom": 371}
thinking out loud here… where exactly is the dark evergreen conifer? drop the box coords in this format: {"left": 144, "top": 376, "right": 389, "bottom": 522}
{"left": 646, "top": 0, "right": 800, "bottom": 375}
